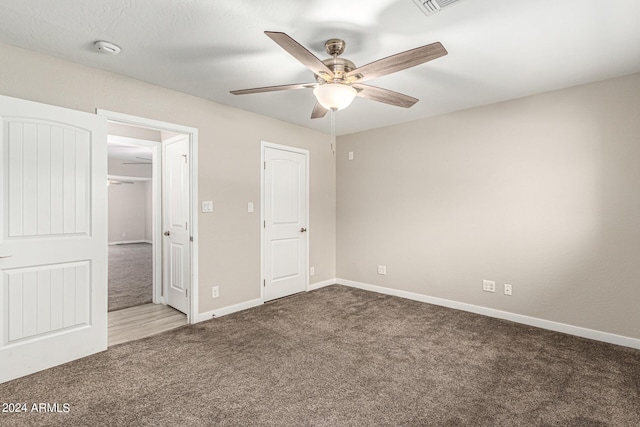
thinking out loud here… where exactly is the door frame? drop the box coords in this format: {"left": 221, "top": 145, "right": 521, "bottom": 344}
{"left": 260, "top": 141, "right": 310, "bottom": 302}
{"left": 98, "top": 109, "right": 199, "bottom": 323}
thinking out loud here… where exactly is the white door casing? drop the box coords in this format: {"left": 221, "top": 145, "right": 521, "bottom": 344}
{"left": 0, "top": 95, "right": 107, "bottom": 383}
{"left": 98, "top": 109, "right": 198, "bottom": 323}
{"left": 163, "top": 135, "right": 190, "bottom": 314}
{"left": 262, "top": 143, "right": 309, "bottom": 302}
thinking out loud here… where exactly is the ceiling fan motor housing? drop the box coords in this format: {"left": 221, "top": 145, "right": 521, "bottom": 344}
{"left": 316, "top": 57, "right": 356, "bottom": 83}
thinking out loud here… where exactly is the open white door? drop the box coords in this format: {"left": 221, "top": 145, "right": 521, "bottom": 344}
{"left": 0, "top": 95, "right": 107, "bottom": 383}
{"left": 162, "top": 135, "right": 190, "bottom": 314}
{"left": 263, "top": 144, "right": 308, "bottom": 302}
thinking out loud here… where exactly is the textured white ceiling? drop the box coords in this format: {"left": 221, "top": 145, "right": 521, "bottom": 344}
{"left": 0, "top": 0, "right": 639, "bottom": 135}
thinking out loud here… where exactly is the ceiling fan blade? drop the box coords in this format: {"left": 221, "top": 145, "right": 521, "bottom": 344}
{"left": 311, "top": 102, "right": 328, "bottom": 119}
{"left": 346, "top": 42, "right": 447, "bottom": 83}
{"left": 231, "top": 83, "right": 316, "bottom": 95}
{"left": 265, "top": 31, "right": 334, "bottom": 80}
{"left": 352, "top": 84, "right": 419, "bottom": 108}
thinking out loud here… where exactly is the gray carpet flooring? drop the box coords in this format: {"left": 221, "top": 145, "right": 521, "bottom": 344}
{"left": 1, "top": 285, "right": 639, "bottom": 426}
{"left": 108, "top": 243, "right": 153, "bottom": 312}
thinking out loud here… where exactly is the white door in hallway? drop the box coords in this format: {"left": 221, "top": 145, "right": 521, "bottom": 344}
{"left": 162, "top": 135, "right": 190, "bottom": 314}
{"left": 263, "top": 144, "right": 308, "bottom": 302}
{"left": 0, "top": 95, "right": 107, "bottom": 383}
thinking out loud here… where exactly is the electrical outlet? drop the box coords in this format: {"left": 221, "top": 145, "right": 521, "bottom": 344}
{"left": 504, "top": 284, "right": 512, "bottom": 296}
{"left": 482, "top": 280, "right": 495, "bottom": 293}
{"left": 212, "top": 286, "right": 219, "bottom": 299}
{"left": 310, "top": 266, "right": 315, "bottom": 276}
{"left": 377, "top": 265, "right": 387, "bottom": 275}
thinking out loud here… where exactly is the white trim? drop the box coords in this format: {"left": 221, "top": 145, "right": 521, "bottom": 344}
{"left": 260, "top": 141, "right": 310, "bottom": 303}
{"left": 193, "top": 298, "right": 263, "bottom": 323}
{"left": 189, "top": 130, "right": 199, "bottom": 324}
{"left": 108, "top": 134, "right": 158, "bottom": 148}
{"left": 98, "top": 110, "right": 198, "bottom": 135}
{"left": 260, "top": 144, "right": 265, "bottom": 302}
{"left": 308, "top": 279, "right": 337, "bottom": 291}
{"left": 107, "top": 175, "right": 152, "bottom": 182}
{"left": 336, "top": 278, "right": 640, "bottom": 350}
{"left": 97, "top": 109, "right": 199, "bottom": 323}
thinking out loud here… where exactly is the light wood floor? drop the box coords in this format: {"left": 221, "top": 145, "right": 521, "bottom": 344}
{"left": 108, "top": 303, "right": 188, "bottom": 346}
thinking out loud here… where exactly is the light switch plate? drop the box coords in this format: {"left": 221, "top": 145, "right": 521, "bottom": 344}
{"left": 202, "top": 201, "right": 213, "bottom": 213}
{"left": 248, "top": 202, "right": 254, "bottom": 213}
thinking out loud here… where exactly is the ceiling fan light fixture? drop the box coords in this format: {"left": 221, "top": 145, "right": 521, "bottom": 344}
{"left": 313, "top": 83, "right": 357, "bottom": 111}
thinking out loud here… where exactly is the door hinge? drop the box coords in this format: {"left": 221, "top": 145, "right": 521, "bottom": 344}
{"left": 264, "top": 220, "right": 266, "bottom": 228}
{"left": 263, "top": 279, "right": 266, "bottom": 287}
{"left": 264, "top": 161, "right": 266, "bottom": 170}
{"left": 185, "top": 222, "right": 188, "bottom": 230}
{"left": 190, "top": 236, "right": 193, "bottom": 242}
{"left": 182, "top": 154, "right": 188, "bottom": 163}
{"left": 186, "top": 288, "right": 188, "bottom": 298}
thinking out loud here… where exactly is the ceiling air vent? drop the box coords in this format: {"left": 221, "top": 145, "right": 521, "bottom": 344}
{"left": 411, "top": 0, "right": 461, "bottom": 16}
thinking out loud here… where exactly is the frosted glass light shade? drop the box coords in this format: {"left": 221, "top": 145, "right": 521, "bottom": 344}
{"left": 313, "top": 84, "right": 357, "bottom": 111}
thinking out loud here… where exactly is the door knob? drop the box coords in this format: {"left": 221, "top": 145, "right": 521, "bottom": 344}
{"left": 164, "top": 231, "right": 170, "bottom": 236}
{"left": 300, "top": 227, "right": 307, "bottom": 233}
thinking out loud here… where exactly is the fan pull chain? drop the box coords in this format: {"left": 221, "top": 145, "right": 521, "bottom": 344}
{"left": 330, "top": 108, "right": 336, "bottom": 156}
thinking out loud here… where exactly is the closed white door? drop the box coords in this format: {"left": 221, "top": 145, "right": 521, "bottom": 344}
{"left": 0, "top": 95, "right": 107, "bottom": 383}
{"left": 162, "top": 135, "right": 190, "bottom": 314}
{"left": 263, "top": 145, "right": 308, "bottom": 302}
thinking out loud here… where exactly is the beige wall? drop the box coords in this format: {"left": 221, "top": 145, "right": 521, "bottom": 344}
{"left": 337, "top": 72, "right": 640, "bottom": 339}
{"left": 107, "top": 122, "right": 161, "bottom": 141}
{"left": 0, "top": 42, "right": 336, "bottom": 315}
{"left": 108, "top": 161, "right": 153, "bottom": 178}
{"left": 5, "top": 38, "right": 637, "bottom": 341}
{"left": 108, "top": 181, "right": 150, "bottom": 244}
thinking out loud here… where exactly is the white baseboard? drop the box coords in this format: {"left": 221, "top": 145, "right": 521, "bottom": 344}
{"left": 193, "top": 298, "right": 263, "bottom": 324}
{"left": 308, "top": 278, "right": 337, "bottom": 291}
{"left": 108, "top": 240, "right": 152, "bottom": 245}
{"left": 194, "top": 281, "right": 335, "bottom": 323}
{"left": 336, "top": 278, "right": 640, "bottom": 350}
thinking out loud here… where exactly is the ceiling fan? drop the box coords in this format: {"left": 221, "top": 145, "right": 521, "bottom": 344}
{"left": 231, "top": 31, "right": 447, "bottom": 119}
{"left": 123, "top": 156, "right": 152, "bottom": 165}
{"left": 107, "top": 179, "right": 134, "bottom": 185}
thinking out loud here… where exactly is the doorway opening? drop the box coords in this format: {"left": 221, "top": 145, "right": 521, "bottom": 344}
{"left": 100, "top": 110, "right": 199, "bottom": 345}
{"left": 107, "top": 127, "right": 155, "bottom": 312}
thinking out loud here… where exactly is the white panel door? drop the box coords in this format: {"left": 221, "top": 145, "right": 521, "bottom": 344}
{"left": 263, "top": 145, "right": 308, "bottom": 302}
{"left": 162, "top": 135, "right": 190, "bottom": 314}
{"left": 0, "top": 95, "right": 107, "bottom": 384}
